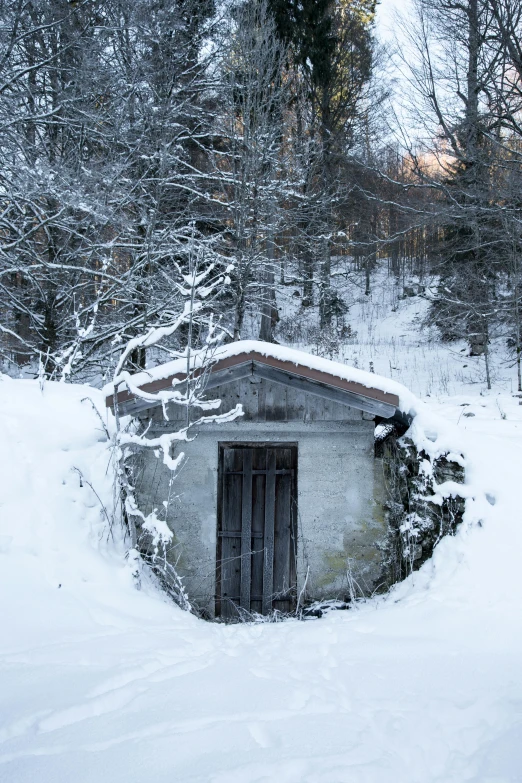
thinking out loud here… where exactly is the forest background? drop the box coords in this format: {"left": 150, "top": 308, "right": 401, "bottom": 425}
{"left": 1, "top": 0, "right": 521, "bottom": 391}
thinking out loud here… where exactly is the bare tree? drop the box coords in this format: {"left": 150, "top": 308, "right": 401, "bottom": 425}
{"left": 387, "top": 0, "right": 514, "bottom": 384}
{"left": 209, "top": 0, "right": 291, "bottom": 342}
{"left": 110, "top": 255, "right": 242, "bottom": 608}
{"left": 0, "top": 0, "right": 118, "bottom": 374}
{"left": 0, "top": 0, "right": 230, "bottom": 378}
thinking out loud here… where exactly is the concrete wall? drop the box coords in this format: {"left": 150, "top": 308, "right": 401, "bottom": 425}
{"left": 134, "top": 376, "right": 387, "bottom": 616}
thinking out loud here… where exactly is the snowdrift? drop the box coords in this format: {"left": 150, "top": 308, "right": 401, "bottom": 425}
{"left": 0, "top": 376, "right": 182, "bottom": 651}
{"left": 1, "top": 375, "right": 521, "bottom": 782}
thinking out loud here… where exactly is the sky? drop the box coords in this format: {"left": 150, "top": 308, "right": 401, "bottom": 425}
{"left": 374, "top": 0, "right": 423, "bottom": 145}
{"left": 375, "top": 0, "right": 412, "bottom": 44}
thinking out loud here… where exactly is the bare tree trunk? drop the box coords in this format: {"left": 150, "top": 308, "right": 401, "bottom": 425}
{"left": 483, "top": 319, "right": 492, "bottom": 390}
{"left": 259, "top": 208, "right": 277, "bottom": 342}
{"left": 514, "top": 282, "right": 522, "bottom": 392}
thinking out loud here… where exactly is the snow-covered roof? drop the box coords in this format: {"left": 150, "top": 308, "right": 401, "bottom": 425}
{"left": 105, "top": 340, "right": 417, "bottom": 419}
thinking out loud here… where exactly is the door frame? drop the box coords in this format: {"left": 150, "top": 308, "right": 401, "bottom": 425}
{"left": 216, "top": 442, "right": 298, "bottom": 619}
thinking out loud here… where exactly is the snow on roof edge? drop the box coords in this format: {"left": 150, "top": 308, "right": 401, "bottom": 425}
{"left": 104, "top": 340, "right": 419, "bottom": 416}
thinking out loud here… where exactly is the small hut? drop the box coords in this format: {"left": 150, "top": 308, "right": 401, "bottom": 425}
{"left": 106, "top": 341, "right": 408, "bottom": 619}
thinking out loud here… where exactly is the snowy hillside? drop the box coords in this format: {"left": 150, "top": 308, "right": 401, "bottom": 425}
{"left": 1, "top": 348, "right": 522, "bottom": 781}
{"left": 272, "top": 267, "right": 520, "bottom": 399}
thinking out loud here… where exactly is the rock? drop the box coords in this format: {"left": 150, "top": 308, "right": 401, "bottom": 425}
{"left": 377, "top": 432, "right": 465, "bottom": 592}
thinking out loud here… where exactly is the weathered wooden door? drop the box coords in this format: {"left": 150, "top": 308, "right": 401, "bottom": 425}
{"left": 216, "top": 444, "right": 297, "bottom": 619}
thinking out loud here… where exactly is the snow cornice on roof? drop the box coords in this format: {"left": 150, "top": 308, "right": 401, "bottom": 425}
{"left": 105, "top": 340, "right": 414, "bottom": 421}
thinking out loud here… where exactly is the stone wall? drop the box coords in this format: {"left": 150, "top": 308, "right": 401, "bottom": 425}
{"left": 376, "top": 431, "right": 466, "bottom": 590}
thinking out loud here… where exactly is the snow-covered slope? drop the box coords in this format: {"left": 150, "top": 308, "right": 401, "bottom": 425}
{"left": 274, "top": 265, "right": 520, "bottom": 399}
{"left": 1, "top": 372, "right": 522, "bottom": 781}
{"left": 0, "top": 378, "right": 179, "bottom": 647}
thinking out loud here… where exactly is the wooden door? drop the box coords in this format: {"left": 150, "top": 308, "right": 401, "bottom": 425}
{"left": 217, "top": 444, "right": 297, "bottom": 620}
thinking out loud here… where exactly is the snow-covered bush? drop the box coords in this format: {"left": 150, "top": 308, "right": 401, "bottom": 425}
{"left": 108, "top": 259, "right": 242, "bottom": 613}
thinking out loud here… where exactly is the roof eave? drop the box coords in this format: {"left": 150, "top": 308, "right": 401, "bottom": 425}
{"left": 106, "top": 351, "right": 400, "bottom": 420}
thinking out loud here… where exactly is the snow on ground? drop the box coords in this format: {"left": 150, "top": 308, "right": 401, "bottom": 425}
{"left": 1, "top": 361, "right": 522, "bottom": 781}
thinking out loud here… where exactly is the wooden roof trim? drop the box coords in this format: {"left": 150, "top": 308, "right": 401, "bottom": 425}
{"left": 105, "top": 350, "right": 400, "bottom": 411}
{"left": 247, "top": 352, "right": 398, "bottom": 406}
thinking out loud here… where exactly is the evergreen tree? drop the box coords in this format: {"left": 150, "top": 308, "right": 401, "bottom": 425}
{"left": 269, "top": 0, "right": 376, "bottom": 324}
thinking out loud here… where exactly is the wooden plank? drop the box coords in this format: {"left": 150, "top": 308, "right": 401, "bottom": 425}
{"left": 250, "top": 448, "right": 266, "bottom": 615}
{"left": 240, "top": 448, "right": 252, "bottom": 611}
{"left": 257, "top": 380, "right": 266, "bottom": 421}
{"left": 252, "top": 363, "right": 395, "bottom": 418}
{"left": 262, "top": 449, "right": 276, "bottom": 615}
{"left": 274, "top": 449, "right": 291, "bottom": 611}
{"left": 265, "top": 382, "right": 287, "bottom": 422}
{"left": 219, "top": 448, "right": 243, "bottom": 620}
{"left": 112, "top": 363, "right": 253, "bottom": 416}
{"left": 111, "top": 395, "right": 164, "bottom": 417}
{"left": 219, "top": 531, "right": 263, "bottom": 539}
{"left": 286, "top": 386, "right": 307, "bottom": 422}
{"left": 286, "top": 446, "right": 298, "bottom": 609}
{"left": 203, "top": 362, "right": 253, "bottom": 390}
{"left": 226, "top": 468, "right": 293, "bottom": 476}
{"left": 273, "top": 448, "right": 294, "bottom": 612}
